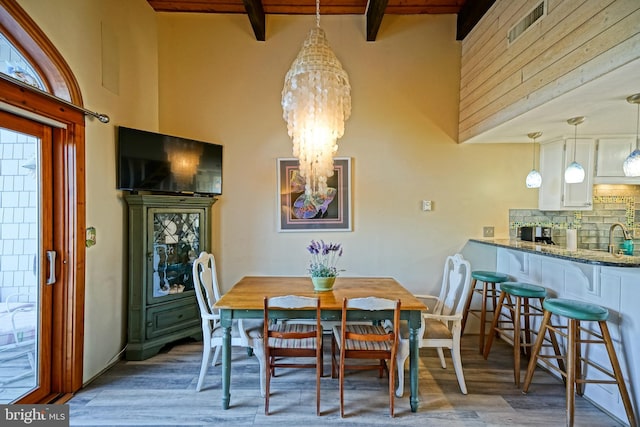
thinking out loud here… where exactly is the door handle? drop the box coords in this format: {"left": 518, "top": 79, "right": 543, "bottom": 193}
{"left": 46, "top": 250, "right": 56, "bottom": 285}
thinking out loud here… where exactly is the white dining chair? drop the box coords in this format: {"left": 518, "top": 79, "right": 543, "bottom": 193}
{"left": 192, "top": 251, "right": 266, "bottom": 393}
{"left": 394, "top": 253, "right": 472, "bottom": 397}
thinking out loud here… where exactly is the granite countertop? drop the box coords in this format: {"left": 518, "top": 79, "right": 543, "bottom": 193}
{"left": 469, "top": 238, "right": 640, "bottom": 268}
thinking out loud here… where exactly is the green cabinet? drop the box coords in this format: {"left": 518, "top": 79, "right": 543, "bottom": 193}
{"left": 125, "top": 194, "right": 216, "bottom": 360}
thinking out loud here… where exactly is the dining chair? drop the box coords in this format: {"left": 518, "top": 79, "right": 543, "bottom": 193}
{"left": 394, "top": 253, "right": 472, "bottom": 396}
{"left": 332, "top": 297, "right": 400, "bottom": 418}
{"left": 192, "top": 252, "right": 265, "bottom": 393}
{"left": 263, "top": 295, "right": 323, "bottom": 415}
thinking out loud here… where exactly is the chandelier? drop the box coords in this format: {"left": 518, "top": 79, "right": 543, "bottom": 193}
{"left": 281, "top": 0, "right": 351, "bottom": 197}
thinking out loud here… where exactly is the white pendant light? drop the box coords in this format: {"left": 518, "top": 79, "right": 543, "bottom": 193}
{"left": 525, "top": 131, "right": 542, "bottom": 188}
{"left": 623, "top": 93, "right": 640, "bottom": 177}
{"left": 281, "top": 0, "right": 351, "bottom": 197}
{"left": 564, "top": 116, "right": 585, "bottom": 184}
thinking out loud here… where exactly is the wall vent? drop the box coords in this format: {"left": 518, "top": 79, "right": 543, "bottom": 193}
{"left": 507, "top": 1, "right": 546, "bottom": 44}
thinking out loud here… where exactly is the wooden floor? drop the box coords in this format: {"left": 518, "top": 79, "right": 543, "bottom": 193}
{"left": 67, "top": 335, "right": 625, "bottom": 426}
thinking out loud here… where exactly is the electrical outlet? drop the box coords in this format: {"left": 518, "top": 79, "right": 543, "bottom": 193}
{"left": 483, "top": 226, "right": 494, "bottom": 238}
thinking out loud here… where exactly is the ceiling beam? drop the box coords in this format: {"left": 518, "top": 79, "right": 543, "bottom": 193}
{"left": 242, "top": 0, "right": 266, "bottom": 41}
{"left": 366, "top": 0, "right": 388, "bottom": 42}
{"left": 456, "top": 0, "right": 494, "bottom": 41}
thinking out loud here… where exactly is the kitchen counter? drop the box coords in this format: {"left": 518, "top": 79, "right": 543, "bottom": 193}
{"left": 469, "top": 238, "right": 640, "bottom": 268}
{"left": 464, "top": 239, "right": 640, "bottom": 423}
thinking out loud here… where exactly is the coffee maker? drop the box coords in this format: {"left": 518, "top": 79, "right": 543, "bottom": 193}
{"left": 520, "top": 226, "right": 555, "bottom": 244}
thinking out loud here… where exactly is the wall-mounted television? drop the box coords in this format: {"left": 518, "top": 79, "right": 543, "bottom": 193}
{"left": 117, "top": 126, "right": 222, "bottom": 196}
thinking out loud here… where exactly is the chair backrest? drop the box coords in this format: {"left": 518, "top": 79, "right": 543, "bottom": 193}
{"left": 342, "top": 297, "right": 400, "bottom": 344}
{"left": 434, "top": 253, "right": 472, "bottom": 316}
{"left": 263, "top": 295, "right": 321, "bottom": 342}
{"left": 192, "top": 251, "right": 222, "bottom": 322}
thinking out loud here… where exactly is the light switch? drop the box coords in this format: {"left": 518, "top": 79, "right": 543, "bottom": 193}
{"left": 422, "top": 200, "right": 432, "bottom": 211}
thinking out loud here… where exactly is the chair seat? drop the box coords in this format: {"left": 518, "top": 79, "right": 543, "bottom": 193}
{"left": 399, "top": 319, "right": 452, "bottom": 341}
{"left": 500, "top": 282, "right": 547, "bottom": 298}
{"left": 333, "top": 324, "right": 393, "bottom": 351}
{"left": 471, "top": 270, "right": 509, "bottom": 283}
{"left": 240, "top": 319, "right": 264, "bottom": 338}
{"left": 543, "top": 298, "right": 609, "bottom": 321}
{"left": 267, "top": 323, "right": 318, "bottom": 349}
{"left": 211, "top": 319, "right": 264, "bottom": 341}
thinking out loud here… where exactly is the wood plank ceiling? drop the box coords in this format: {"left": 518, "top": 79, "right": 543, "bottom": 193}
{"left": 146, "top": 0, "right": 494, "bottom": 42}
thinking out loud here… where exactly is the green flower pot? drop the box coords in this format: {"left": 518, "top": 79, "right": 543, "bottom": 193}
{"left": 311, "top": 276, "right": 336, "bottom": 292}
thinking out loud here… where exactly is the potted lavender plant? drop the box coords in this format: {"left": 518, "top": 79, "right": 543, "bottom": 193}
{"left": 307, "top": 240, "right": 343, "bottom": 291}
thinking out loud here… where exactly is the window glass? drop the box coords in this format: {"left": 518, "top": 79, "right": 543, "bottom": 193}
{"left": 0, "top": 33, "right": 46, "bottom": 90}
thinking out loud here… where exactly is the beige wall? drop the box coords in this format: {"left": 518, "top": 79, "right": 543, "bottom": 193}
{"left": 157, "top": 14, "right": 537, "bottom": 293}
{"left": 17, "top": 0, "right": 159, "bottom": 382}
{"left": 14, "top": 2, "right": 538, "bottom": 383}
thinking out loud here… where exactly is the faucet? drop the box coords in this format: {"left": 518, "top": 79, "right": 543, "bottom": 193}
{"left": 608, "top": 222, "right": 632, "bottom": 256}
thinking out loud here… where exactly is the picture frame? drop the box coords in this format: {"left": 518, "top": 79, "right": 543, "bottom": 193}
{"left": 277, "top": 157, "right": 352, "bottom": 232}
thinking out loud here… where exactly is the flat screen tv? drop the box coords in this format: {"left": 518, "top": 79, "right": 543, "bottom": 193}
{"left": 117, "top": 126, "right": 222, "bottom": 196}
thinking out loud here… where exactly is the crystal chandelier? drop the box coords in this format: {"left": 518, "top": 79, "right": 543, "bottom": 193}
{"left": 564, "top": 116, "right": 585, "bottom": 184}
{"left": 623, "top": 93, "right": 640, "bottom": 177}
{"left": 525, "top": 131, "right": 542, "bottom": 188}
{"left": 281, "top": 0, "right": 351, "bottom": 197}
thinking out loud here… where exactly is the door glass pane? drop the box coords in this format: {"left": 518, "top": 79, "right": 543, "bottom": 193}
{"left": 0, "top": 127, "right": 39, "bottom": 403}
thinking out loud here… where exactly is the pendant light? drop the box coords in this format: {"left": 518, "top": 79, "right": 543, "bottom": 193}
{"left": 281, "top": 0, "right": 351, "bottom": 198}
{"left": 525, "top": 131, "right": 542, "bottom": 188}
{"left": 623, "top": 93, "right": 640, "bottom": 177}
{"left": 564, "top": 116, "right": 585, "bottom": 184}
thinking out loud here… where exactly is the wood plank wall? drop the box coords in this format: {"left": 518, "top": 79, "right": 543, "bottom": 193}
{"left": 459, "top": 0, "right": 640, "bottom": 143}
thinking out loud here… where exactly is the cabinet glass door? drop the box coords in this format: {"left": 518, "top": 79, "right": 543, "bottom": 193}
{"left": 149, "top": 209, "right": 203, "bottom": 300}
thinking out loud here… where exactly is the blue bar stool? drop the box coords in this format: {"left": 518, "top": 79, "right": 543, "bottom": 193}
{"left": 483, "top": 282, "right": 555, "bottom": 386}
{"left": 522, "top": 298, "right": 637, "bottom": 427}
{"left": 461, "top": 270, "right": 510, "bottom": 354}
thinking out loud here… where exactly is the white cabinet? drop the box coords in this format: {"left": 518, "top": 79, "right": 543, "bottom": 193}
{"left": 539, "top": 138, "right": 595, "bottom": 211}
{"left": 595, "top": 137, "right": 640, "bottom": 184}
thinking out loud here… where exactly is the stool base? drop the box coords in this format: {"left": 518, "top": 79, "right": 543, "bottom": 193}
{"left": 483, "top": 291, "right": 546, "bottom": 387}
{"left": 523, "top": 311, "right": 637, "bottom": 427}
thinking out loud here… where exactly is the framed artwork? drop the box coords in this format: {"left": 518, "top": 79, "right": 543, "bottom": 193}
{"left": 277, "top": 157, "right": 352, "bottom": 232}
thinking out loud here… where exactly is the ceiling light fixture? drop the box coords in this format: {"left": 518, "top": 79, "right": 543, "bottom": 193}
{"left": 623, "top": 93, "right": 640, "bottom": 177}
{"left": 281, "top": 0, "right": 351, "bottom": 198}
{"left": 525, "top": 131, "right": 542, "bottom": 188}
{"left": 564, "top": 116, "right": 585, "bottom": 184}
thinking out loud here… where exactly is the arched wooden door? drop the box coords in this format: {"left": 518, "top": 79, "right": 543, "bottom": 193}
{"left": 0, "top": 0, "right": 86, "bottom": 403}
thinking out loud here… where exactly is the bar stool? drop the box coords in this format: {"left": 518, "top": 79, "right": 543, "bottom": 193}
{"left": 482, "top": 282, "right": 550, "bottom": 386}
{"left": 522, "top": 298, "right": 637, "bottom": 427}
{"left": 461, "top": 270, "right": 509, "bottom": 354}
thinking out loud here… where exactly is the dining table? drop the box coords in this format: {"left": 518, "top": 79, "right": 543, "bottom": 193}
{"left": 214, "top": 276, "right": 428, "bottom": 412}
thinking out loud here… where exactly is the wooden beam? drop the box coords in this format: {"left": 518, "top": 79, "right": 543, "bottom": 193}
{"left": 456, "top": 0, "right": 494, "bottom": 41}
{"left": 242, "top": 0, "right": 266, "bottom": 41}
{"left": 366, "top": 0, "right": 388, "bottom": 42}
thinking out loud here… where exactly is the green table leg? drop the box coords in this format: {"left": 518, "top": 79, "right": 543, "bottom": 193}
{"left": 409, "top": 323, "right": 419, "bottom": 412}
{"left": 221, "top": 312, "right": 232, "bottom": 410}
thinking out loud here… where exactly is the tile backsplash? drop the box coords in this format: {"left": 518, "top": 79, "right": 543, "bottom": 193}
{"left": 509, "top": 185, "right": 640, "bottom": 253}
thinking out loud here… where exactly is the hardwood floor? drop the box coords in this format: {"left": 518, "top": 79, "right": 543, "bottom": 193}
{"left": 67, "top": 334, "right": 625, "bottom": 426}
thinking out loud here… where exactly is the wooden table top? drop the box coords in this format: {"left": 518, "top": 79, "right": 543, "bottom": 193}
{"left": 214, "top": 276, "right": 427, "bottom": 311}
